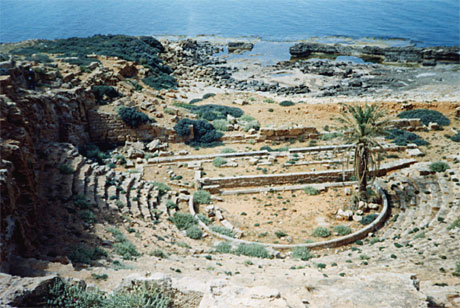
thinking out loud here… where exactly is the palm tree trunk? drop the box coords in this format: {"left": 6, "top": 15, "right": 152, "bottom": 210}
{"left": 356, "top": 143, "right": 369, "bottom": 201}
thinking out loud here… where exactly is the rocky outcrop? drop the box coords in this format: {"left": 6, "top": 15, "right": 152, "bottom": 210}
{"left": 290, "top": 42, "right": 460, "bottom": 64}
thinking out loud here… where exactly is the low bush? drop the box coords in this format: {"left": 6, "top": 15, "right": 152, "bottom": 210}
{"left": 398, "top": 109, "right": 450, "bottom": 126}
{"left": 385, "top": 128, "right": 428, "bottom": 146}
{"left": 80, "top": 210, "right": 96, "bottom": 224}
{"left": 454, "top": 260, "right": 460, "bottom": 277}
{"left": 447, "top": 216, "right": 460, "bottom": 230}
{"left": 333, "top": 225, "right": 352, "bottom": 236}
{"left": 212, "top": 119, "right": 230, "bottom": 131}
{"left": 216, "top": 242, "right": 232, "bottom": 253}
{"left": 235, "top": 243, "right": 271, "bottom": 259}
{"left": 304, "top": 186, "right": 320, "bottom": 195}
{"left": 210, "top": 225, "right": 235, "bottom": 238}
{"left": 174, "top": 118, "right": 223, "bottom": 145}
{"left": 171, "top": 212, "right": 197, "bottom": 230}
{"left": 113, "top": 241, "right": 141, "bottom": 260}
{"left": 221, "top": 147, "right": 236, "bottom": 153}
{"left": 45, "top": 278, "right": 171, "bottom": 308}
{"left": 193, "top": 190, "right": 211, "bottom": 204}
{"left": 240, "top": 114, "right": 256, "bottom": 122}
{"left": 118, "top": 107, "right": 150, "bottom": 128}
{"left": 142, "top": 74, "right": 177, "bottom": 90}
{"left": 430, "top": 161, "right": 450, "bottom": 173}
{"left": 92, "top": 85, "right": 120, "bottom": 103}
{"left": 451, "top": 132, "right": 460, "bottom": 142}
{"left": 260, "top": 145, "right": 289, "bottom": 152}
{"left": 263, "top": 98, "right": 275, "bottom": 104}
{"left": 69, "top": 245, "right": 107, "bottom": 264}
{"left": 360, "top": 214, "right": 379, "bottom": 225}
{"left": 166, "top": 200, "right": 178, "bottom": 210}
{"left": 59, "top": 163, "right": 74, "bottom": 174}
{"left": 79, "top": 143, "right": 110, "bottom": 165}
{"left": 74, "top": 194, "right": 91, "bottom": 209}
{"left": 163, "top": 107, "right": 176, "bottom": 115}
{"left": 320, "top": 132, "right": 343, "bottom": 141}
{"left": 291, "top": 247, "right": 313, "bottom": 261}
{"left": 279, "top": 100, "right": 295, "bottom": 107}
{"left": 312, "top": 227, "right": 331, "bottom": 238}
{"left": 196, "top": 213, "right": 211, "bottom": 225}
{"left": 202, "top": 93, "right": 216, "bottom": 99}
{"left": 186, "top": 225, "right": 203, "bottom": 239}
{"left": 275, "top": 230, "right": 288, "bottom": 238}
{"left": 151, "top": 182, "right": 171, "bottom": 196}
{"left": 149, "top": 249, "right": 168, "bottom": 259}
{"left": 243, "top": 120, "right": 260, "bottom": 132}
{"left": 212, "top": 157, "right": 227, "bottom": 167}
{"left": 189, "top": 98, "right": 202, "bottom": 104}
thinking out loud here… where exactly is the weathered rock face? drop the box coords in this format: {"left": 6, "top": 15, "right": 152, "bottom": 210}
{"left": 0, "top": 65, "right": 96, "bottom": 270}
{"left": 289, "top": 42, "right": 460, "bottom": 64}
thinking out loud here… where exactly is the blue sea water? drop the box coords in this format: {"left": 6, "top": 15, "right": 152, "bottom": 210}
{"left": 0, "top": 0, "right": 459, "bottom": 46}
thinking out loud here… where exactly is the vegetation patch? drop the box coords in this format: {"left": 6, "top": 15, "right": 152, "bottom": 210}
{"left": 279, "top": 100, "right": 295, "bottom": 107}
{"left": 215, "top": 242, "right": 232, "bottom": 253}
{"left": 79, "top": 143, "right": 110, "bottom": 165}
{"left": 451, "top": 131, "right": 460, "bottom": 142}
{"left": 447, "top": 216, "right": 460, "bottom": 230}
{"left": 151, "top": 182, "right": 171, "bottom": 196}
{"left": 291, "top": 247, "right": 313, "bottom": 261}
{"left": 235, "top": 243, "right": 271, "bottom": 259}
{"left": 193, "top": 190, "right": 211, "bottom": 204}
{"left": 92, "top": 85, "right": 120, "bottom": 104}
{"left": 174, "top": 118, "right": 223, "bottom": 146}
{"left": 304, "top": 186, "right": 320, "bottom": 195}
{"left": 212, "top": 119, "right": 230, "bottom": 131}
{"left": 385, "top": 128, "right": 428, "bottom": 146}
{"left": 178, "top": 104, "right": 244, "bottom": 121}
{"left": 186, "top": 225, "right": 203, "bottom": 239}
{"left": 106, "top": 227, "right": 140, "bottom": 260}
{"left": 398, "top": 109, "right": 450, "bottom": 126}
{"left": 212, "top": 157, "right": 228, "bottom": 167}
{"left": 170, "top": 212, "right": 197, "bottom": 230}
{"left": 44, "top": 279, "right": 170, "bottom": 308}
{"left": 429, "top": 161, "right": 450, "bottom": 173}
{"left": 210, "top": 225, "right": 235, "bottom": 238}
{"left": 360, "top": 214, "right": 379, "bottom": 225}
{"left": 333, "top": 225, "right": 352, "bottom": 236}
{"left": 312, "top": 227, "right": 331, "bottom": 238}
{"left": 58, "top": 163, "right": 74, "bottom": 174}
{"left": 118, "top": 107, "right": 151, "bottom": 128}
{"left": 69, "top": 245, "right": 107, "bottom": 265}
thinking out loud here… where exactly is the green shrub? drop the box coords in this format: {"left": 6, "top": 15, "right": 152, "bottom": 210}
{"left": 113, "top": 241, "right": 141, "bottom": 260}
{"left": 202, "top": 93, "right": 216, "bottom": 99}
{"left": 240, "top": 114, "right": 256, "bottom": 122}
{"left": 430, "top": 162, "right": 450, "bottom": 173}
{"left": 221, "top": 147, "right": 236, "bottom": 153}
{"left": 275, "top": 230, "right": 288, "bottom": 238}
{"left": 312, "top": 227, "right": 331, "bottom": 238}
{"left": 45, "top": 278, "right": 171, "bottom": 308}
{"left": 398, "top": 109, "right": 450, "bottom": 126}
{"left": 69, "top": 245, "right": 107, "bottom": 264}
{"left": 166, "top": 200, "right": 178, "bottom": 210}
{"left": 451, "top": 132, "right": 460, "bottom": 142}
{"left": 151, "top": 182, "right": 171, "bottom": 196}
{"left": 193, "top": 190, "right": 211, "bottom": 204}
{"left": 142, "top": 74, "right": 177, "bottom": 90}
{"left": 80, "top": 210, "right": 96, "bottom": 224}
{"left": 189, "top": 98, "right": 202, "bottom": 104}
{"left": 127, "top": 79, "right": 143, "bottom": 92}
{"left": 454, "top": 261, "right": 460, "bottom": 277}
{"left": 320, "top": 132, "right": 343, "bottom": 141}
{"left": 216, "top": 242, "right": 232, "bottom": 253}
{"left": 196, "top": 213, "right": 210, "bottom": 225}
{"left": 333, "top": 225, "right": 352, "bottom": 236}
{"left": 177, "top": 104, "right": 243, "bottom": 121}
{"left": 118, "top": 107, "right": 150, "bottom": 128}
{"left": 212, "top": 119, "right": 230, "bottom": 131}
{"left": 260, "top": 145, "right": 288, "bottom": 152}
{"left": 360, "top": 214, "right": 379, "bottom": 225}
{"left": 235, "top": 243, "right": 271, "bottom": 259}
{"left": 447, "top": 216, "right": 460, "bottom": 230}
{"left": 186, "top": 225, "right": 203, "bottom": 239}
{"left": 210, "top": 225, "right": 234, "bottom": 238}
{"left": 163, "top": 107, "right": 176, "bottom": 115}
{"left": 279, "top": 100, "right": 295, "bottom": 107}
{"left": 243, "top": 120, "right": 261, "bottom": 132}
{"left": 74, "top": 194, "right": 91, "bottom": 209}
{"left": 93, "top": 85, "right": 120, "bottom": 103}
{"left": 174, "top": 118, "right": 223, "bottom": 145}
{"left": 304, "top": 186, "right": 320, "bottom": 195}
{"left": 91, "top": 273, "right": 109, "bottom": 280}
{"left": 149, "top": 249, "right": 168, "bottom": 259}
{"left": 264, "top": 98, "right": 275, "bottom": 104}
{"left": 385, "top": 128, "right": 428, "bottom": 146}
{"left": 212, "top": 157, "right": 227, "bottom": 167}
{"left": 291, "top": 247, "right": 313, "bottom": 261}
{"left": 171, "top": 212, "right": 197, "bottom": 230}
{"left": 79, "top": 143, "right": 110, "bottom": 165}
{"left": 59, "top": 163, "right": 75, "bottom": 174}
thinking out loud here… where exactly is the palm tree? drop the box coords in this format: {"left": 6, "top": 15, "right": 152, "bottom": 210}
{"left": 335, "top": 103, "right": 389, "bottom": 202}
